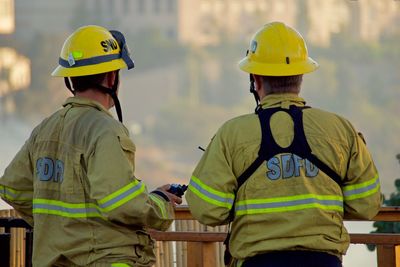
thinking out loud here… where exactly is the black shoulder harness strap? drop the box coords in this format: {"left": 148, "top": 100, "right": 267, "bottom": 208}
{"left": 236, "top": 105, "right": 342, "bottom": 189}
{"left": 224, "top": 105, "right": 343, "bottom": 265}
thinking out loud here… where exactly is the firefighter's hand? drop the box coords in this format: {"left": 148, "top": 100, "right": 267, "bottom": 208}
{"left": 155, "top": 184, "right": 183, "bottom": 206}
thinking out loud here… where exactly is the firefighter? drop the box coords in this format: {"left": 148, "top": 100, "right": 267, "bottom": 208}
{"left": 0, "top": 25, "right": 181, "bottom": 267}
{"left": 186, "top": 22, "right": 382, "bottom": 267}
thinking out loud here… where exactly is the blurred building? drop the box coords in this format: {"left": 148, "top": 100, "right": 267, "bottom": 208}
{"left": 178, "top": 0, "right": 298, "bottom": 46}
{"left": 0, "top": 47, "right": 30, "bottom": 117}
{"left": 178, "top": 0, "right": 400, "bottom": 47}
{"left": 357, "top": 0, "right": 400, "bottom": 42}
{"left": 0, "top": 0, "right": 31, "bottom": 115}
{"left": 7, "top": 0, "right": 400, "bottom": 46}
{"left": 306, "top": 0, "right": 350, "bottom": 47}
{"left": 0, "top": 47, "right": 31, "bottom": 96}
{"left": 84, "top": 0, "right": 178, "bottom": 39}
{"left": 13, "top": 0, "right": 80, "bottom": 40}
{"left": 0, "top": 0, "right": 15, "bottom": 34}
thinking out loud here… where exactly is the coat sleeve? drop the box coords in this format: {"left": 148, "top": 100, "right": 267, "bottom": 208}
{"left": 343, "top": 132, "right": 382, "bottom": 220}
{"left": 186, "top": 127, "right": 237, "bottom": 226}
{"left": 0, "top": 139, "right": 34, "bottom": 226}
{"left": 87, "top": 131, "right": 174, "bottom": 231}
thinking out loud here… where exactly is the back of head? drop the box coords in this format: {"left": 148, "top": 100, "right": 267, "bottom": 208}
{"left": 238, "top": 22, "right": 318, "bottom": 98}
{"left": 51, "top": 25, "right": 135, "bottom": 122}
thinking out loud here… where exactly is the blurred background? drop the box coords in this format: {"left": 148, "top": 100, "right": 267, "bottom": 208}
{"left": 0, "top": 0, "right": 399, "bottom": 265}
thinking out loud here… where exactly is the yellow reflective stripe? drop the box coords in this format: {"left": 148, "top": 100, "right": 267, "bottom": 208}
{"left": 0, "top": 185, "right": 32, "bottom": 201}
{"left": 236, "top": 194, "right": 343, "bottom": 216}
{"left": 344, "top": 185, "right": 380, "bottom": 201}
{"left": 32, "top": 181, "right": 146, "bottom": 218}
{"left": 236, "top": 203, "right": 343, "bottom": 215}
{"left": 111, "top": 264, "right": 131, "bottom": 267}
{"left": 189, "top": 175, "right": 234, "bottom": 208}
{"left": 98, "top": 180, "right": 146, "bottom": 212}
{"left": 33, "top": 199, "right": 103, "bottom": 218}
{"left": 33, "top": 208, "right": 102, "bottom": 218}
{"left": 343, "top": 174, "right": 380, "bottom": 201}
{"left": 343, "top": 174, "right": 379, "bottom": 191}
{"left": 149, "top": 193, "right": 167, "bottom": 219}
{"left": 236, "top": 194, "right": 342, "bottom": 205}
{"left": 191, "top": 176, "right": 235, "bottom": 200}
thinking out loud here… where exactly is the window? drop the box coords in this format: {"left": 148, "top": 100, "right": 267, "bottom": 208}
{"left": 107, "top": 0, "right": 114, "bottom": 14}
{"left": 153, "top": 0, "right": 161, "bottom": 14}
{"left": 167, "top": 0, "right": 175, "bottom": 14}
{"left": 138, "top": 0, "right": 145, "bottom": 13}
{"left": 123, "top": 0, "right": 130, "bottom": 15}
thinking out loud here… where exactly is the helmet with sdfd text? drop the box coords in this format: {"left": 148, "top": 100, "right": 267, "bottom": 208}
{"left": 52, "top": 25, "right": 134, "bottom": 77}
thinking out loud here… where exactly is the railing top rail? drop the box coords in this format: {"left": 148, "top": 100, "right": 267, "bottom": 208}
{"left": 147, "top": 230, "right": 400, "bottom": 245}
{"left": 174, "top": 206, "right": 400, "bottom": 222}
{"left": 0, "top": 218, "right": 31, "bottom": 229}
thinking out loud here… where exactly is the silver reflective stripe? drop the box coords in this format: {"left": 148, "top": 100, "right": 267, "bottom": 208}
{"left": 235, "top": 194, "right": 343, "bottom": 216}
{"left": 343, "top": 180, "right": 379, "bottom": 197}
{"left": 189, "top": 179, "right": 234, "bottom": 205}
{"left": 1, "top": 186, "right": 32, "bottom": 201}
{"left": 33, "top": 203, "right": 98, "bottom": 215}
{"left": 236, "top": 198, "right": 343, "bottom": 211}
{"left": 343, "top": 175, "right": 380, "bottom": 201}
{"left": 33, "top": 199, "right": 103, "bottom": 218}
{"left": 99, "top": 182, "right": 143, "bottom": 210}
{"left": 3, "top": 188, "right": 17, "bottom": 199}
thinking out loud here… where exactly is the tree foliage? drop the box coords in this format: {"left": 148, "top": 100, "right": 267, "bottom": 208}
{"left": 367, "top": 154, "right": 400, "bottom": 251}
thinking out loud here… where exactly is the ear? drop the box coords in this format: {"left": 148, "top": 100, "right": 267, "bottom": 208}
{"left": 253, "top": 74, "right": 263, "bottom": 92}
{"left": 104, "top": 71, "right": 117, "bottom": 87}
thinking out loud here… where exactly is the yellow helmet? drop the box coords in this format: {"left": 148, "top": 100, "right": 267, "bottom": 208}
{"left": 239, "top": 22, "right": 318, "bottom": 76}
{"left": 51, "top": 25, "right": 134, "bottom": 77}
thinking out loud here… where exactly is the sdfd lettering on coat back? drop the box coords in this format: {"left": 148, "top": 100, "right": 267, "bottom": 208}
{"left": 36, "top": 157, "right": 64, "bottom": 183}
{"left": 266, "top": 153, "right": 319, "bottom": 180}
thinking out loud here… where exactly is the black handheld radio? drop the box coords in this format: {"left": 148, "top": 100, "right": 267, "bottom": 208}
{"left": 167, "top": 184, "right": 188, "bottom": 197}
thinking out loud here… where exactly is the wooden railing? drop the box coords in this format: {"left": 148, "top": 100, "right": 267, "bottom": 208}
{"left": 0, "top": 209, "right": 32, "bottom": 267}
{"left": 1, "top": 207, "right": 400, "bottom": 267}
{"left": 148, "top": 206, "right": 400, "bottom": 267}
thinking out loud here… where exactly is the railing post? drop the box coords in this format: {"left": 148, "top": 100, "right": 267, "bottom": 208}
{"left": 25, "top": 229, "right": 33, "bottom": 267}
{"left": 377, "top": 245, "right": 396, "bottom": 267}
{"left": 0, "top": 232, "right": 11, "bottom": 267}
{"left": 187, "top": 242, "right": 217, "bottom": 267}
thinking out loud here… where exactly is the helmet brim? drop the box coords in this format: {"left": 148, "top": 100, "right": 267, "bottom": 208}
{"left": 239, "top": 57, "right": 319, "bottom": 76}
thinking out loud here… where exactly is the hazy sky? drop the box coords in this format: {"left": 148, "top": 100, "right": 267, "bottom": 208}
{"left": 1, "top": 1, "right": 399, "bottom": 266}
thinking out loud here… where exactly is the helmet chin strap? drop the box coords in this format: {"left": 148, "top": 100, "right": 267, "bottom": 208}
{"left": 93, "top": 71, "right": 123, "bottom": 123}
{"left": 249, "top": 74, "right": 261, "bottom": 113}
{"left": 64, "top": 77, "right": 75, "bottom": 95}
{"left": 110, "top": 77, "right": 123, "bottom": 123}
{"left": 245, "top": 48, "right": 261, "bottom": 113}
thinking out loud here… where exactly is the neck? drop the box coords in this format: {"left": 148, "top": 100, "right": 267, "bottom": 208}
{"left": 75, "top": 89, "right": 113, "bottom": 109}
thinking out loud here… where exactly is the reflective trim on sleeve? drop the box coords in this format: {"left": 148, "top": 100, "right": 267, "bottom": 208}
{"left": 188, "top": 175, "right": 234, "bottom": 208}
{"left": 235, "top": 194, "right": 343, "bottom": 216}
{"left": 0, "top": 185, "right": 4, "bottom": 199}
{"left": 98, "top": 180, "right": 146, "bottom": 212}
{"left": 33, "top": 180, "right": 147, "bottom": 218}
{"left": 149, "top": 193, "right": 167, "bottom": 219}
{"left": 0, "top": 185, "right": 32, "bottom": 201}
{"left": 33, "top": 199, "right": 102, "bottom": 218}
{"left": 343, "top": 174, "right": 380, "bottom": 201}
{"left": 111, "top": 263, "right": 131, "bottom": 267}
